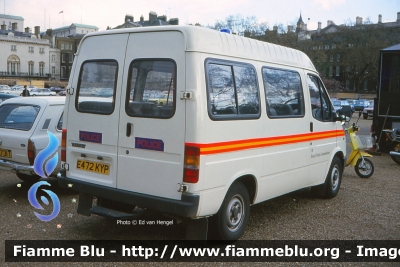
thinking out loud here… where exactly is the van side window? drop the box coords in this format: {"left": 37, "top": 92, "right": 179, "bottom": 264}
{"left": 262, "top": 67, "right": 304, "bottom": 118}
{"left": 57, "top": 112, "right": 63, "bottom": 131}
{"left": 206, "top": 60, "right": 260, "bottom": 119}
{"left": 307, "top": 75, "right": 333, "bottom": 122}
{"left": 126, "top": 60, "right": 176, "bottom": 119}
{"left": 76, "top": 60, "right": 117, "bottom": 115}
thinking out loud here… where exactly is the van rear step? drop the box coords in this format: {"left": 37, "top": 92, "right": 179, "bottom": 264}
{"left": 90, "top": 206, "right": 136, "bottom": 219}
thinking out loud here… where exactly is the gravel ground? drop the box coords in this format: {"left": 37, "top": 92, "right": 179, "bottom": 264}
{"left": 0, "top": 116, "right": 399, "bottom": 266}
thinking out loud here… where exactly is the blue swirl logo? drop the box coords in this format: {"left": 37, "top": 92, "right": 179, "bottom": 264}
{"left": 28, "top": 131, "right": 61, "bottom": 222}
{"left": 34, "top": 131, "right": 59, "bottom": 178}
{"left": 28, "top": 181, "right": 60, "bottom": 221}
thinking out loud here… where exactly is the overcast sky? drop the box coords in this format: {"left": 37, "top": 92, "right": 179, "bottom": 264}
{"left": 2, "top": 0, "right": 400, "bottom": 32}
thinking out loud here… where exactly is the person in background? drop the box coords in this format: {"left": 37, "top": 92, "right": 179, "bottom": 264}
{"left": 21, "top": 85, "right": 30, "bottom": 97}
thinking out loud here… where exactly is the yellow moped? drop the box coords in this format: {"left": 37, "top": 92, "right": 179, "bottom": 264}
{"left": 345, "top": 112, "right": 374, "bottom": 178}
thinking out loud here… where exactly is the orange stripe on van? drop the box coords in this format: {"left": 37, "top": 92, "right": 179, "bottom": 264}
{"left": 186, "top": 130, "right": 344, "bottom": 155}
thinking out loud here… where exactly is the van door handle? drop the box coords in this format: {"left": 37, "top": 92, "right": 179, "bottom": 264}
{"left": 310, "top": 122, "right": 313, "bottom": 132}
{"left": 126, "top": 123, "right": 132, "bottom": 137}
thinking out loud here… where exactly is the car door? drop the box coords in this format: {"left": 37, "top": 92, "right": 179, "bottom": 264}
{"left": 116, "top": 31, "right": 186, "bottom": 200}
{"left": 65, "top": 33, "right": 129, "bottom": 188}
{"left": 307, "top": 74, "right": 338, "bottom": 185}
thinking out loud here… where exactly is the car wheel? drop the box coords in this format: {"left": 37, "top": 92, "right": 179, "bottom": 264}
{"left": 311, "top": 156, "right": 342, "bottom": 198}
{"left": 16, "top": 173, "right": 41, "bottom": 183}
{"left": 212, "top": 182, "right": 250, "bottom": 240}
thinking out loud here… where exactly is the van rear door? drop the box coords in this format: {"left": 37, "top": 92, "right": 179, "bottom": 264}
{"left": 116, "top": 31, "right": 186, "bottom": 200}
{"left": 65, "top": 33, "right": 129, "bottom": 187}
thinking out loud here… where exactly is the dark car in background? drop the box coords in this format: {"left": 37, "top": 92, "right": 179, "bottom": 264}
{"left": 353, "top": 99, "right": 370, "bottom": 111}
{"left": 49, "top": 87, "right": 64, "bottom": 93}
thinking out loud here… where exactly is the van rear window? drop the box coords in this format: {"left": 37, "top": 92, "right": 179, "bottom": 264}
{"left": 0, "top": 104, "right": 40, "bottom": 131}
{"left": 76, "top": 60, "right": 118, "bottom": 115}
{"left": 126, "top": 60, "right": 176, "bottom": 119}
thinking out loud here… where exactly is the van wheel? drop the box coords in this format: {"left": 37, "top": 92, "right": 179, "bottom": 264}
{"left": 311, "top": 157, "right": 342, "bottom": 198}
{"left": 16, "top": 173, "right": 41, "bottom": 183}
{"left": 213, "top": 182, "right": 250, "bottom": 240}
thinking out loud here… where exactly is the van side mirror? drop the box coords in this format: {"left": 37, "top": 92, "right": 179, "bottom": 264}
{"left": 334, "top": 113, "right": 350, "bottom": 123}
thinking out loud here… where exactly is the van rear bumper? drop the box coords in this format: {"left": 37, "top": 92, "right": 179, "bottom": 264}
{"left": 58, "top": 172, "right": 199, "bottom": 218}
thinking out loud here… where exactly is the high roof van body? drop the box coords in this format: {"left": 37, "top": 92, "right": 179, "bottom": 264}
{"left": 59, "top": 26, "right": 346, "bottom": 240}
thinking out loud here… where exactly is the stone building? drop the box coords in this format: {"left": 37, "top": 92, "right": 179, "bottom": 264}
{"left": 112, "top": 11, "right": 179, "bottom": 29}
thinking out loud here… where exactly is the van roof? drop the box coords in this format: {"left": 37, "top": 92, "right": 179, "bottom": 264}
{"left": 78, "top": 25, "right": 316, "bottom": 71}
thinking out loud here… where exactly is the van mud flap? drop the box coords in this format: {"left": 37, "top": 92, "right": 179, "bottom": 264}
{"left": 77, "top": 192, "right": 93, "bottom": 216}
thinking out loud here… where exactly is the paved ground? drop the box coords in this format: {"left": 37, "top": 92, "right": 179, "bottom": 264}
{"left": 0, "top": 114, "right": 399, "bottom": 266}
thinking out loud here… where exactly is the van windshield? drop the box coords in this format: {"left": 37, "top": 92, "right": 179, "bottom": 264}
{"left": 76, "top": 60, "right": 117, "bottom": 114}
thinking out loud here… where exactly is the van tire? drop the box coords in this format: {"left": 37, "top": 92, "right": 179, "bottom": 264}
{"left": 16, "top": 173, "right": 41, "bottom": 183}
{"left": 311, "top": 157, "right": 342, "bottom": 198}
{"left": 213, "top": 182, "right": 250, "bottom": 240}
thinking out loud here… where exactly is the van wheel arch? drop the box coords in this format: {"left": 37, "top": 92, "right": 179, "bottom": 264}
{"left": 234, "top": 175, "right": 257, "bottom": 204}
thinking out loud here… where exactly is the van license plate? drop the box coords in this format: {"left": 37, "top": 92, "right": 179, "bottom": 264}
{"left": 0, "top": 149, "right": 12, "bottom": 158}
{"left": 76, "top": 159, "right": 110, "bottom": 175}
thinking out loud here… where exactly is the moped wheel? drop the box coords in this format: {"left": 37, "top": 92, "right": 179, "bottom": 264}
{"left": 390, "top": 144, "right": 400, "bottom": 165}
{"left": 355, "top": 158, "right": 374, "bottom": 178}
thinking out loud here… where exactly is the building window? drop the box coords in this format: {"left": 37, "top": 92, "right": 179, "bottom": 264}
{"left": 336, "top": 54, "right": 340, "bottom": 62}
{"left": 11, "top": 45, "right": 16, "bottom": 51}
{"left": 330, "top": 55, "right": 333, "bottom": 62}
{"left": 52, "top": 66, "right": 55, "bottom": 75}
{"left": 332, "top": 44, "right": 336, "bottom": 49}
{"left": 329, "top": 66, "right": 333, "bottom": 77}
{"left": 28, "top": 62, "right": 34, "bottom": 75}
{"left": 61, "top": 54, "right": 65, "bottom": 63}
{"left": 39, "top": 48, "right": 44, "bottom": 53}
{"left": 39, "top": 63, "right": 44, "bottom": 76}
{"left": 346, "top": 80, "right": 350, "bottom": 90}
{"left": 68, "top": 53, "right": 73, "bottom": 63}
{"left": 61, "top": 66, "right": 66, "bottom": 79}
{"left": 364, "top": 80, "right": 368, "bottom": 90}
{"left": 325, "top": 45, "right": 330, "bottom": 49}
{"left": 29, "top": 47, "right": 34, "bottom": 52}
{"left": 52, "top": 55, "right": 56, "bottom": 62}
{"left": 336, "top": 66, "right": 340, "bottom": 76}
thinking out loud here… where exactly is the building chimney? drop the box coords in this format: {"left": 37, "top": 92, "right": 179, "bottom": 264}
{"left": 125, "top": 14, "right": 134, "bottom": 22}
{"left": 1, "top": 24, "right": 6, "bottom": 30}
{"left": 25, "top": 27, "right": 30, "bottom": 33}
{"left": 140, "top": 15, "right": 144, "bottom": 23}
{"left": 397, "top": 12, "right": 400, "bottom": 22}
{"left": 327, "top": 20, "right": 333, "bottom": 26}
{"left": 318, "top": 22, "right": 322, "bottom": 30}
{"left": 378, "top": 14, "right": 382, "bottom": 24}
{"left": 34, "top": 26, "right": 40, "bottom": 37}
{"left": 149, "top": 11, "right": 157, "bottom": 23}
{"left": 356, "top": 16, "right": 363, "bottom": 25}
{"left": 12, "top": 22, "right": 17, "bottom": 31}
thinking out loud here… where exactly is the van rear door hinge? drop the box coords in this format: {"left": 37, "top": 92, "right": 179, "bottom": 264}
{"left": 66, "top": 87, "right": 74, "bottom": 95}
{"left": 180, "top": 91, "right": 192, "bottom": 100}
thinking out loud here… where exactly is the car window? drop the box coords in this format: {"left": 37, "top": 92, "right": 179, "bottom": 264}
{"left": 76, "top": 60, "right": 117, "bottom": 115}
{"left": 308, "top": 74, "right": 333, "bottom": 122}
{"left": 206, "top": 59, "right": 260, "bottom": 120}
{"left": 126, "top": 60, "right": 176, "bottom": 119}
{"left": 0, "top": 104, "right": 40, "bottom": 131}
{"left": 263, "top": 67, "right": 304, "bottom": 118}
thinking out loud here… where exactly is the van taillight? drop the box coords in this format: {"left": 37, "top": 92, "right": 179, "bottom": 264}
{"left": 28, "top": 139, "right": 35, "bottom": 165}
{"left": 61, "top": 128, "right": 67, "bottom": 162}
{"left": 183, "top": 145, "right": 200, "bottom": 183}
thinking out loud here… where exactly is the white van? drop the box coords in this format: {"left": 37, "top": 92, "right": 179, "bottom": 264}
{"left": 59, "top": 26, "right": 346, "bottom": 240}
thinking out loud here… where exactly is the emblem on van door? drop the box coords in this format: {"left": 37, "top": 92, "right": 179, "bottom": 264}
{"left": 135, "top": 137, "right": 164, "bottom": 152}
{"left": 79, "top": 131, "right": 102, "bottom": 144}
